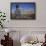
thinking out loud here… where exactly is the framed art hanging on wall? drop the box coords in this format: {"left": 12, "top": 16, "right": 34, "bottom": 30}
{"left": 10, "top": 2, "right": 36, "bottom": 20}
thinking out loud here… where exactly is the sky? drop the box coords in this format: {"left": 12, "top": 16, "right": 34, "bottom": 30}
{"left": 11, "top": 3, "right": 36, "bottom": 13}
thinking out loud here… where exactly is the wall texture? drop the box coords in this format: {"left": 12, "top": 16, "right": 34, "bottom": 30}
{"left": 0, "top": 0, "right": 46, "bottom": 46}
{"left": 0, "top": 0, "right": 46, "bottom": 27}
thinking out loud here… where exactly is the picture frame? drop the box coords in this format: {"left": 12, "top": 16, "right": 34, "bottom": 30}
{"left": 10, "top": 2, "right": 36, "bottom": 20}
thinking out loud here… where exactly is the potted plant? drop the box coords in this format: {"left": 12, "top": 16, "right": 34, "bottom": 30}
{"left": 0, "top": 11, "right": 6, "bottom": 28}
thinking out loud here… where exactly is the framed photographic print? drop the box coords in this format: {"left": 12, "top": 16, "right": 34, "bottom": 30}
{"left": 10, "top": 2, "right": 36, "bottom": 20}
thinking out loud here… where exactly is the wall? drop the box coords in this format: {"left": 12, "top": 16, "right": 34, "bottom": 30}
{"left": 0, "top": 0, "right": 46, "bottom": 46}
{"left": 0, "top": 0, "right": 46, "bottom": 28}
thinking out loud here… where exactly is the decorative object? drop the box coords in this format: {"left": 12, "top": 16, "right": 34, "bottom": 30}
{"left": 5, "top": 29, "right": 10, "bottom": 33}
{"left": 0, "top": 11, "right": 6, "bottom": 28}
{"left": 1, "top": 31, "right": 13, "bottom": 46}
{"left": 41, "top": 34, "right": 46, "bottom": 46}
{"left": 10, "top": 2, "right": 36, "bottom": 20}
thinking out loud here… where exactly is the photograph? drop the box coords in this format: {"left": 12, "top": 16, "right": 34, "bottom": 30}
{"left": 10, "top": 2, "right": 36, "bottom": 20}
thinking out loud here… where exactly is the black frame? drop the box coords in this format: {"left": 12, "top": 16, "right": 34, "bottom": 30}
{"left": 10, "top": 2, "right": 36, "bottom": 20}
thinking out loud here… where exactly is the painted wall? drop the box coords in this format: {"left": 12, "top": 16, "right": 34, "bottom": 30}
{"left": 0, "top": 0, "right": 46, "bottom": 27}
{"left": 0, "top": 0, "right": 46, "bottom": 46}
